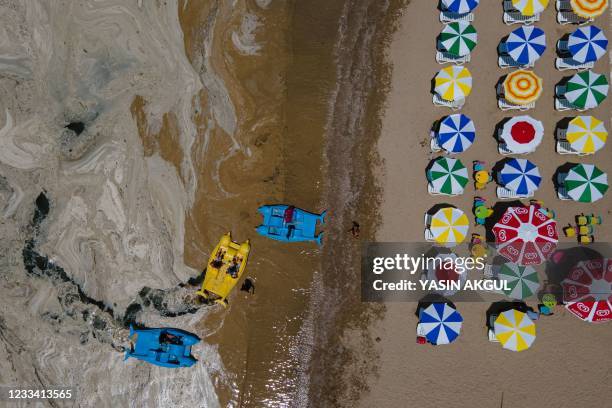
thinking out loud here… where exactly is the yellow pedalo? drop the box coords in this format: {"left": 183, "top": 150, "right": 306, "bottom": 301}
{"left": 196, "top": 232, "right": 250, "bottom": 307}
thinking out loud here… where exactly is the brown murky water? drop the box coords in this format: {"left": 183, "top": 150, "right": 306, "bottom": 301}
{"left": 131, "top": 0, "right": 403, "bottom": 406}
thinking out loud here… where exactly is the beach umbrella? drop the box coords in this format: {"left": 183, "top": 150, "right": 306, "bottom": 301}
{"left": 512, "top": 0, "right": 549, "bottom": 16}
{"left": 437, "top": 114, "right": 476, "bottom": 153}
{"left": 563, "top": 163, "right": 609, "bottom": 203}
{"left": 425, "top": 253, "right": 467, "bottom": 296}
{"left": 493, "top": 205, "right": 558, "bottom": 266}
{"left": 429, "top": 207, "right": 469, "bottom": 245}
{"left": 434, "top": 66, "right": 473, "bottom": 102}
{"left": 566, "top": 116, "right": 608, "bottom": 154}
{"left": 498, "top": 263, "right": 540, "bottom": 300}
{"left": 419, "top": 303, "right": 463, "bottom": 345}
{"left": 439, "top": 22, "right": 478, "bottom": 57}
{"left": 428, "top": 157, "right": 469, "bottom": 195}
{"left": 494, "top": 309, "right": 536, "bottom": 351}
{"left": 562, "top": 258, "right": 612, "bottom": 323}
{"left": 499, "top": 159, "right": 542, "bottom": 195}
{"left": 441, "top": 0, "right": 480, "bottom": 13}
{"left": 503, "top": 70, "right": 542, "bottom": 105}
{"left": 500, "top": 115, "right": 544, "bottom": 153}
{"left": 568, "top": 26, "right": 608, "bottom": 64}
{"left": 505, "top": 26, "right": 547, "bottom": 66}
{"left": 570, "top": 0, "right": 608, "bottom": 19}
{"left": 564, "top": 71, "right": 609, "bottom": 110}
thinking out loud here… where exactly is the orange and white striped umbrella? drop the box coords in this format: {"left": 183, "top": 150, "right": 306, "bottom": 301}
{"left": 512, "top": 0, "right": 549, "bottom": 16}
{"left": 570, "top": 0, "right": 608, "bottom": 18}
{"left": 503, "top": 70, "right": 543, "bottom": 105}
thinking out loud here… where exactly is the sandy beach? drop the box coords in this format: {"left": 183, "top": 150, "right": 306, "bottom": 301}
{"left": 362, "top": 1, "right": 612, "bottom": 407}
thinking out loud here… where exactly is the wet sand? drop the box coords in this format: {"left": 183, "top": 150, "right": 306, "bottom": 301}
{"left": 362, "top": 1, "right": 612, "bottom": 407}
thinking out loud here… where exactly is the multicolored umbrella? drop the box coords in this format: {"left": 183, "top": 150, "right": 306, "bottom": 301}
{"left": 570, "top": 0, "right": 608, "bottom": 19}
{"left": 566, "top": 115, "right": 608, "bottom": 154}
{"left": 505, "top": 26, "right": 546, "bottom": 66}
{"left": 568, "top": 25, "right": 608, "bottom": 64}
{"left": 512, "top": 0, "right": 549, "bottom": 16}
{"left": 503, "top": 70, "right": 543, "bottom": 105}
{"left": 494, "top": 309, "right": 536, "bottom": 351}
{"left": 426, "top": 253, "right": 467, "bottom": 296}
{"left": 428, "top": 157, "right": 469, "bottom": 195}
{"left": 498, "top": 263, "right": 540, "bottom": 300}
{"left": 439, "top": 22, "right": 478, "bottom": 57}
{"left": 499, "top": 159, "right": 542, "bottom": 195}
{"left": 563, "top": 163, "right": 609, "bottom": 202}
{"left": 434, "top": 66, "right": 473, "bottom": 102}
{"left": 500, "top": 115, "right": 544, "bottom": 153}
{"left": 564, "top": 71, "right": 609, "bottom": 110}
{"left": 441, "top": 0, "right": 480, "bottom": 13}
{"left": 437, "top": 114, "right": 476, "bottom": 153}
{"left": 493, "top": 205, "right": 558, "bottom": 266}
{"left": 562, "top": 258, "right": 612, "bottom": 323}
{"left": 419, "top": 303, "right": 463, "bottom": 345}
{"left": 429, "top": 207, "right": 470, "bottom": 245}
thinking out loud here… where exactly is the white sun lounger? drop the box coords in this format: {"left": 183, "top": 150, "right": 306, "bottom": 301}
{"left": 430, "top": 137, "right": 443, "bottom": 152}
{"left": 556, "top": 140, "right": 577, "bottom": 154}
{"left": 425, "top": 228, "right": 435, "bottom": 241}
{"left": 440, "top": 11, "right": 474, "bottom": 23}
{"left": 557, "top": 11, "right": 591, "bottom": 25}
{"left": 498, "top": 143, "right": 516, "bottom": 155}
{"left": 424, "top": 213, "right": 432, "bottom": 226}
{"left": 428, "top": 182, "right": 461, "bottom": 196}
{"left": 433, "top": 93, "right": 464, "bottom": 110}
{"left": 557, "top": 128, "right": 567, "bottom": 139}
{"left": 498, "top": 55, "right": 535, "bottom": 69}
{"left": 488, "top": 329, "right": 499, "bottom": 342}
{"left": 498, "top": 98, "right": 534, "bottom": 111}
{"left": 504, "top": 11, "right": 539, "bottom": 25}
{"left": 497, "top": 186, "right": 533, "bottom": 200}
{"left": 416, "top": 323, "right": 426, "bottom": 336}
{"left": 436, "top": 51, "right": 471, "bottom": 65}
{"left": 555, "top": 58, "right": 594, "bottom": 71}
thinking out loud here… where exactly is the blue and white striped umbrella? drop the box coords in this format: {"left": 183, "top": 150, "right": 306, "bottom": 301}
{"left": 506, "top": 26, "right": 547, "bottom": 65}
{"left": 419, "top": 303, "right": 463, "bottom": 345}
{"left": 441, "top": 0, "right": 480, "bottom": 13}
{"left": 499, "top": 158, "right": 541, "bottom": 195}
{"left": 568, "top": 25, "right": 608, "bottom": 64}
{"left": 437, "top": 114, "right": 476, "bottom": 153}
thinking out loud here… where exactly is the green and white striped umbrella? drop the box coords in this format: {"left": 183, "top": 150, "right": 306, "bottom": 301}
{"left": 439, "top": 22, "right": 478, "bottom": 57}
{"left": 427, "top": 157, "right": 469, "bottom": 195}
{"left": 564, "top": 164, "right": 609, "bottom": 203}
{"left": 564, "top": 71, "right": 609, "bottom": 110}
{"left": 498, "top": 263, "right": 540, "bottom": 300}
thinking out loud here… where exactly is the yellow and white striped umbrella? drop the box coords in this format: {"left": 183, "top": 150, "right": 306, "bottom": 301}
{"left": 512, "top": 0, "right": 549, "bottom": 16}
{"left": 434, "top": 66, "right": 473, "bottom": 102}
{"left": 494, "top": 309, "right": 536, "bottom": 352}
{"left": 503, "top": 70, "right": 543, "bottom": 105}
{"left": 570, "top": 0, "right": 608, "bottom": 18}
{"left": 429, "top": 207, "right": 469, "bottom": 245}
{"left": 566, "top": 115, "right": 608, "bottom": 154}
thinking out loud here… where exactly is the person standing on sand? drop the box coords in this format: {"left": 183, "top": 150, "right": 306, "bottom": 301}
{"left": 241, "top": 278, "right": 255, "bottom": 294}
{"left": 348, "top": 221, "right": 360, "bottom": 238}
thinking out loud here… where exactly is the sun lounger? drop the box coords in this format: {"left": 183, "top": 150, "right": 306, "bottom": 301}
{"left": 498, "top": 55, "right": 534, "bottom": 69}
{"left": 556, "top": 140, "right": 577, "bottom": 154}
{"left": 556, "top": 128, "right": 567, "bottom": 139}
{"left": 440, "top": 11, "right": 474, "bottom": 23}
{"left": 555, "top": 84, "right": 567, "bottom": 97}
{"left": 425, "top": 228, "right": 435, "bottom": 241}
{"left": 556, "top": 0, "right": 571, "bottom": 11}
{"left": 557, "top": 40, "right": 569, "bottom": 53}
{"left": 503, "top": 10, "right": 539, "bottom": 25}
{"left": 557, "top": 11, "right": 590, "bottom": 25}
{"left": 555, "top": 58, "right": 594, "bottom": 71}
{"left": 497, "top": 186, "right": 533, "bottom": 200}
{"left": 416, "top": 323, "right": 425, "bottom": 336}
{"left": 483, "top": 264, "right": 497, "bottom": 279}
{"left": 430, "top": 137, "right": 442, "bottom": 152}
{"left": 498, "top": 98, "right": 534, "bottom": 111}
{"left": 436, "top": 51, "right": 470, "bottom": 65}
{"left": 557, "top": 186, "right": 572, "bottom": 200}
{"left": 488, "top": 329, "right": 499, "bottom": 342}
{"left": 555, "top": 97, "right": 578, "bottom": 111}
{"left": 424, "top": 213, "right": 432, "bottom": 226}
{"left": 428, "top": 182, "right": 461, "bottom": 196}
{"left": 498, "top": 143, "right": 515, "bottom": 155}
{"left": 433, "top": 93, "right": 464, "bottom": 110}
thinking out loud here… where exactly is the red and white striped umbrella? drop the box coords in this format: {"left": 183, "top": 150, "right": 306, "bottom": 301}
{"left": 562, "top": 258, "right": 612, "bottom": 323}
{"left": 492, "top": 205, "right": 558, "bottom": 266}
